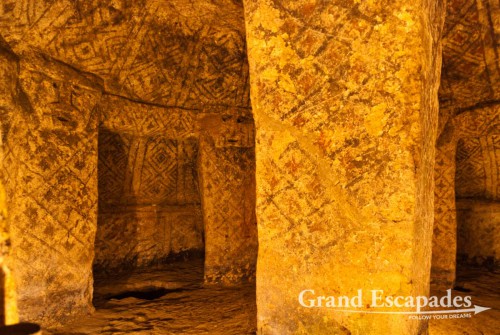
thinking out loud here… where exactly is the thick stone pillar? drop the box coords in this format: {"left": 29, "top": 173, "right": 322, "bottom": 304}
{"left": 5, "top": 48, "right": 102, "bottom": 326}
{"left": 0, "top": 38, "right": 19, "bottom": 326}
{"left": 244, "top": 1, "right": 444, "bottom": 334}
{"left": 198, "top": 110, "right": 257, "bottom": 284}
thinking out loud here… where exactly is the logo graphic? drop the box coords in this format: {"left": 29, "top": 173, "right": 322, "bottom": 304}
{"left": 298, "top": 289, "right": 491, "bottom": 320}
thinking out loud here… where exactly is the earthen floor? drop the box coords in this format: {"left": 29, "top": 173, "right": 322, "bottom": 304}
{"left": 430, "top": 269, "right": 500, "bottom": 335}
{"left": 46, "top": 259, "right": 256, "bottom": 335}
{"left": 44, "top": 264, "right": 498, "bottom": 335}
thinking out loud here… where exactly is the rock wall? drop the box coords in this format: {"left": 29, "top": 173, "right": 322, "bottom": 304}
{"left": 432, "top": 0, "right": 500, "bottom": 288}
{"left": 0, "top": 39, "right": 19, "bottom": 326}
{"left": 244, "top": 0, "right": 444, "bottom": 334}
{"left": 2, "top": 48, "right": 102, "bottom": 326}
{"left": 0, "top": 0, "right": 257, "bottom": 326}
{"left": 0, "top": 0, "right": 250, "bottom": 109}
{"left": 198, "top": 110, "right": 257, "bottom": 284}
{"left": 439, "top": 0, "right": 500, "bottom": 114}
{"left": 456, "top": 199, "right": 500, "bottom": 269}
{"left": 432, "top": 106, "right": 500, "bottom": 288}
{"left": 96, "top": 96, "right": 204, "bottom": 274}
{"left": 456, "top": 136, "right": 500, "bottom": 200}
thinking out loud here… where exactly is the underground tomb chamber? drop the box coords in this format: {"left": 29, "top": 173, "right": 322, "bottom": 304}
{"left": 0, "top": 27, "right": 258, "bottom": 331}
{"left": 93, "top": 95, "right": 258, "bottom": 304}
{"left": 0, "top": 0, "right": 499, "bottom": 334}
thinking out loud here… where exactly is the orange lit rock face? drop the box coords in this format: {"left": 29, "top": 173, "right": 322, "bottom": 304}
{"left": 244, "top": 0, "right": 444, "bottom": 334}
{"left": 0, "top": 0, "right": 256, "bottom": 324}
{"left": 456, "top": 199, "right": 500, "bottom": 269}
{"left": 432, "top": 106, "right": 499, "bottom": 288}
{"left": 0, "top": 0, "right": 250, "bottom": 109}
{"left": 3, "top": 51, "right": 102, "bottom": 326}
{"left": 95, "top": 96, "right": 204, "bottom": 274}
{"left": 198, "top": 111, "right": 257, "bottom": 284}
{"left": 0, "top": 0, "right": 497, "bottom": 334}
{"left": 0, "top": 41, "right": 19, "bottom": 326}
{"left": 431, "top": 0, "right": 500, "bottom": 290}
{"left": 439, "top": 0, "right": 500, "bottom": 112}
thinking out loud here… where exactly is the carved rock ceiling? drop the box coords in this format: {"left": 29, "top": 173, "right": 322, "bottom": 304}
{"left": 440, "top": 0, "right": 500, "bottom": 110}
{"left": 0, "top": 0, "right": 250, "bottom": 109}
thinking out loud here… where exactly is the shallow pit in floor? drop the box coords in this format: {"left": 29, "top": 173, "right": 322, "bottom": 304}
{"left": 92, "top": 256, "right": 205, "bottom": 308}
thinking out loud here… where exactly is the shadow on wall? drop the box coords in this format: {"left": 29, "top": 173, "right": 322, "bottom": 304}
{"left": 455, "top": 136, "right": 500, "bottom": 273}
{"left": 95, "top": 128, "right": 139, "bottom": 276}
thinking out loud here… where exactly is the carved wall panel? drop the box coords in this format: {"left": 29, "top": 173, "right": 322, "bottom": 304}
{"left": 0, "top": 0, "right": 250, "bottom": 109}
{"left": 198, "top": 111, "right": 257, "bottom": 284}
{"left": 1, "top": 50, "right": 102, "bottom": 326}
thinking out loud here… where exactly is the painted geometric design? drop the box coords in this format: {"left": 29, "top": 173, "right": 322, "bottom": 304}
{"left": 456, "top": 135, "right": 500, "bottom": 200}
{"left": 455, "top": 137, "right": 487, "bottom": 198}
{"left": 4, "top": 108, "right": 100, "bottom": 324}
{"left": 198, "top": 118, "right": 257, "bottom": 283}
{"left": 439, "top": 0, "right": 500, "bottom": 109}
{"left": 432, "top": 106, "right": 500, "bottom": 286}
{"left": 99, "top": 95, "right": 197, "bottom": 138}
{"left": 138, "top": 137, "right": 178, "bottom": 203}
{"left": 98, "top": 129, "right": 132, "bottom": 204}
{"left": 98, "top": 131, "right": 200, "bottom": 207}
{"left": 94, "top": 205, "right": 203, "bottom": 274}
{"left": 0, "top": 0, "right": 251, "bottom": 109}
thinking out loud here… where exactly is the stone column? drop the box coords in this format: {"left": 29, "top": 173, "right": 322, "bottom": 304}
{"left": 244, "top": 1, "right": 444, "bottom": 334}
{"left": 0, "top": 38, "right": 20, "bottom": 327}
{"left": 198, "top": 110, "right": 257, "bottom": 284}
{"left": 6, "top": 48, "right": 102, "bottom": 326}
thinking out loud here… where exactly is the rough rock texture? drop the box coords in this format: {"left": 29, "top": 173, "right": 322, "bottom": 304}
{"left": 0, "top": 38, "right": 19, "bottom": 327}
{"left": 0, "top": 0, "right": 257, "bottom": 326}
{"left": 244, "top": 0, "right": 444, "bottom": 334}
{"left": 41, "top": 265, "right": 500, "bottom": 335}
{"left": 456, "top": 199, "right": 500, "bottom": 269}
{"left": 439, "top": 0, "right": 500, "bottom": 114}
{"left": 95, "top": 96, "right": 203, "bottom": 274}
{"left": 198, "top": 110, "right": 257, "bottom": 284}
{"left": 455, "top": 136, "right": 500, "bottom": 200}
{"left": 46, "top": 260, "right": 257, "bottom": 335}
{"left": 431, "top": 106, "right": 500, "bottom": 288}
{"left": 430, "top": 269, "right": 500, "bottom": 335}
{"left": 0, "top": 0, "right": 250, "bottom": 109}
{"left": 1, "top": 48, "right": 103, "bottom": 326}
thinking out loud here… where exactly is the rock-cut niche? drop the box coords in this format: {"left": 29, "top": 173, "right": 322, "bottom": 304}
{"left": 94, "top": 101, "right": 205, "bottom": 277}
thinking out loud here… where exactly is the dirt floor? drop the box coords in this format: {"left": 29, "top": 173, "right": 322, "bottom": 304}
{"left": 430, "top": 269, "right": 499, "bottom": 335}
{"left": 44, "top": 261, "right": 498, "bottom": 335}
{"left": 45, "top": 259, "right": 256, "bottom": 335}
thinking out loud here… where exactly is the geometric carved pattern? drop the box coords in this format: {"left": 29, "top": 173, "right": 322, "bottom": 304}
{"left": 456, "top": 135, "right": 500, "bottom": 200}
{"left": 94, "top": 206, "right": 203, "bottom": 274}
{"left": 439, "top": 0, "right": 500, "bottom": 109}
{"left": 0, "top": 0, "right": 251, "bottom": 109}
{"left": 98, "top": 129, "right": 132, "bottom": 204}
{"left": 98, "top": 133, "right": 200, "bottom": 207}
{"left": 432, "top": 106, "right": 500, "bottom": 287}
{"left": 99, "top": 95, "right": 197, "bottom": 138}
{"left": 456, "top": 137, "right": 487, "bottom": 198}
{"left": 138, "top": 137, "right": 178, "bottom": 202}
{"left": 198, "top": 116, "right": 257, "bottom": 283}
{"left": 3, "top": 94, "right": 101, "bottom": 325}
